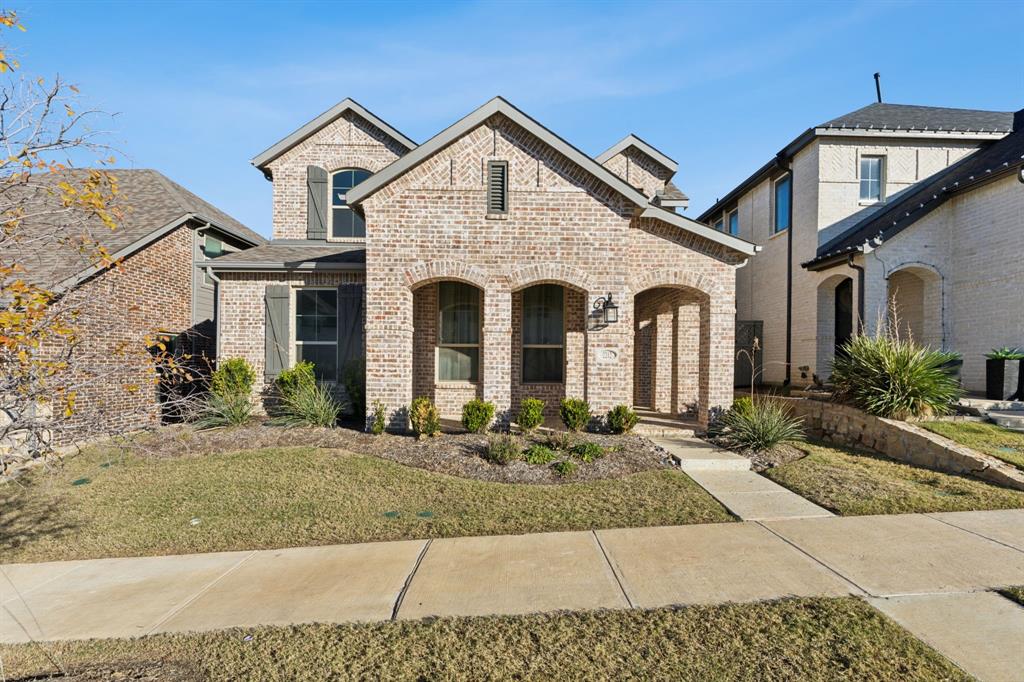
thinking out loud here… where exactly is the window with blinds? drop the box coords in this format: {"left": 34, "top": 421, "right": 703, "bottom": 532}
{"left": 486, "top": 160, "right": 508, "bottom": 214}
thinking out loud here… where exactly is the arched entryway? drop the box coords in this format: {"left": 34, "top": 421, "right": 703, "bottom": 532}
{"left": 888, "top": 265, "right": 942, "bottom": 347}
{"left": 816, "top": 274, "right": 855, "bottom": 379}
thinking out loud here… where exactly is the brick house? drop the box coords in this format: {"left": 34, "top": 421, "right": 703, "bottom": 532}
{"left": 698, "top": 103, "right": 1023, "bottom": 395}
{"left": 211, "top": 97, "right": 756, "bottom": 429}
{"left": 12, "top": 169, "right": 263, "bottom": 439}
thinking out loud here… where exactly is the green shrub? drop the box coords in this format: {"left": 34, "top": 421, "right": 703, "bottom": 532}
{"left": 210, "top": 357, "right": 256, "bottom": 399}
{"left": 571, "top": 441, "right": 605, "bottom": 463}
{"left": 486, "top": 433, "right": 521, "bottom": 464}
{"left": 718, "top": 400, "right": 804, "bottom": 452}
{"left": 545, "top": 431, "right": 578, "bottom": 451}
{"left": 523, "top": 444, "right": 557, "bottom": 465}
{"left": 341, "top": 359, "right": 366, "bottom": 418}
{"left": 559, "top": 397, "right": 591, "bottom": 432}
{"left": 370, "top": 400, "right": 387, "bottom": 435}
{"left": 462, "top": 399, "right": 495, "bottom": 434}
{"left": 272, "top": 381, "right": 343, "bottom": 428}
{"left": 410, "top": 397, "right": 441, "bottom": 438}
{"left": 732, "top": 396, "right": 754, "bottom": 416}
{"left": 275, "top": 361, "right": 315, "bottom": 402}
{"left": 832, "top": 333, "right": 963, "bottom": 419}
{"left": 517, "top": 398, "right": 545, "bottom": 431}
{"left": 606, "top": 405, "right": 639, "bottom": 434}
{"left": 551, "top": 459, "right": 577, "bottom": 478}
{"left": 194, "top": 392, "right": 253, "bottom": 428}
{"left": 987, "top": 347, "right": 1024, "bottom": 360}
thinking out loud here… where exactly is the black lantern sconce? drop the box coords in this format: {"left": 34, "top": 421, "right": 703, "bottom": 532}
{"left": 592, "top": 293, "right": 619, "bottom": 325}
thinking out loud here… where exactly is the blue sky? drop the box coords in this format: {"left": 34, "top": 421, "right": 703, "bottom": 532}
{"left": 11, "top": 0, "right": 1024, "bottom": 237}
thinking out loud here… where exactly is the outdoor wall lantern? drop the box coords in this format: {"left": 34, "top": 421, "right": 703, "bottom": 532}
{"left": 593, "top": 293, "right": 619, "bottom": 325}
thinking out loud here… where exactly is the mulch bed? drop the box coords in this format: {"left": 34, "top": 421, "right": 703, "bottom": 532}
{"left": 111, "top": 422, "right": 675, "bottom": 485}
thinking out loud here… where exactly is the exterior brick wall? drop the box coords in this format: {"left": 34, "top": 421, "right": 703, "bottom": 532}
{"left": 600, "top": 148, "right": 671, "bottom": 199}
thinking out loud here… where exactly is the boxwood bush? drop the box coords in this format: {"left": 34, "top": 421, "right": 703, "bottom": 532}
{"left": 606, "top": 405, "right": 639, "bottom": 434}
{"left": 559, "top": 397, "right": 590, "bottom": 432}
{"left": 462, "top": 399, "right": 495, "bottom": 433}
{"left": 210, "top": 357, "right": 256, "bottom": 399}
{"left": 517, "top": 397, "right": 545, "bottom": 431}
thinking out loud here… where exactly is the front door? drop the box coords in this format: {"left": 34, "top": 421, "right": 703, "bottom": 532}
{"left": 834, "top": 278, "right": 853, "bottom": 358}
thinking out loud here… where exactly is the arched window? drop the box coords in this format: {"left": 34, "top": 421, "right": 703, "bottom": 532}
{"left": 330, "top": 168, "right": 371, "bottom": 239}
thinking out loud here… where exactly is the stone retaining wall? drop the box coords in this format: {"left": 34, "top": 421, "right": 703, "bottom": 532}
{"left": 775, "top": 397, "right": 1024, "bottom": 492}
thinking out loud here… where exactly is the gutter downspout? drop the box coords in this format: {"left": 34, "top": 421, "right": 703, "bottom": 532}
{"left": 847, "top": 253, "right": 865, "bottom": 335}
{"left": 204, "top": 265, "right": 223, "bottom": 361}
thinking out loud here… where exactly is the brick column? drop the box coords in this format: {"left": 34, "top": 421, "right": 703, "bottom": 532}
{"left": 652, "top": 308, "right": 674, "bottom": 413}
{"left": 586, "top": 289, "right": 632, "bottom": 416}
{"left": 675, "top": 301, "right": 701, "bottom": 415}
{"left": 482, "top": 285, "right": 512, "bottom": 424}
{"left": 698, "top": 301, "right": 735, "bottom": 426}
{"left": 364, "top": 280, "right": 414, "bottom": 431}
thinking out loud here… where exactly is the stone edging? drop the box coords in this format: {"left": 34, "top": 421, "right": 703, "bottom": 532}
{"left": 773, "top": 397, "right": 1024, "bottom": 492}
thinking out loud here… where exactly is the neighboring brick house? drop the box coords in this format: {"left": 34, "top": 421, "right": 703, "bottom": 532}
{"left": 211, "top": 97, "right": 756, "bottom": 429}
{"left": 698, "top": 103, "right": 1021, "bottom": 394}
{"left": 13, "top": 169, "right": 263, "bottom": 439}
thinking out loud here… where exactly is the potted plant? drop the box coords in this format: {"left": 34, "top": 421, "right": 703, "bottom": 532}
{"left": 985, "top": 347, "right": 1023, "bottom": 400}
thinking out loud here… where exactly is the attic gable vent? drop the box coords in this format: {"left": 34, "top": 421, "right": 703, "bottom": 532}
{"left": 486, "top": 160, "right": 508, "bottom": 214}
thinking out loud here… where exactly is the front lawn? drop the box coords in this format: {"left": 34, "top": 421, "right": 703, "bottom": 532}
{"left": 1, "top": 446, "right": 732, "bottom": 563}
{"left": 0, "top": 597, "right": 966, "bottom": 681}
{"left": 763, "top": 442, "right": 1024, "bottom": 516}
{"left": 918, "top": 419, "right": 1024, "bottom": 471}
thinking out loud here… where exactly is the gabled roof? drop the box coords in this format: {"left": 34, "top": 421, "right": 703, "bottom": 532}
{"left": 4, "top": 169, "right": 263, "bottom": 289}
{"left": 345, "top": 96, "right": 651, "bottom": 208}
{"left": 698, "top": 102, "right": 1014, "bottom": 223}
{"left": 654, "top": 181, "right": 689, "bottom": 208}
{"left": 641, "top": 205, "right": 758, "bottom": 256}
{"left": 804, "top": 119, "right": 1024, "bottom": 271}
{"left": 595, "top": 133, "right": 678, "bottom": 174}
{"left": 251, "top": 98, "right": 417, "bottom": 171}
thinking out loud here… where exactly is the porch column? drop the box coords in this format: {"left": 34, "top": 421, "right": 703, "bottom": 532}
{"left": 698, "top": 301, "right": 736, "bottom": 426}
{"left": 364, "top": 279, "right": 414, "bottom": 431}
{"left": 585, "top": 288, "right": 632, "bottom": 415}
{"left": 675, "top": 301, "right": 701, "bottom": 415}
{"left": 482, "top": 284, "right": 512, "bottom": 424}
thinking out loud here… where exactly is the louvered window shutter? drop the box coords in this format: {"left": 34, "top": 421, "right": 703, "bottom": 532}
{"left": 486, "top": 161, "right": 508, "bottom": 214}
{"left": 264, "top": 285, "right": 290, "bottom": 380}
{"left": 307, "top": 165, "right": 329, "bottom": 239}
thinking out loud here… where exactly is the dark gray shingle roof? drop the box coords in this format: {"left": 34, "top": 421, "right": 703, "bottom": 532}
{"left": 820, "top": 103, "right": 1014, "bottom": 133}
{"left": 208, "top": 241, "right": 365, "bottom": 270}
{"left": 657, "top": 181, "right": 689, "bottom": 202}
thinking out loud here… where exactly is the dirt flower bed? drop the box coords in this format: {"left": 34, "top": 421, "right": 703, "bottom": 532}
{"left": 114, "top": 422, "right": 674, "bottom": 485}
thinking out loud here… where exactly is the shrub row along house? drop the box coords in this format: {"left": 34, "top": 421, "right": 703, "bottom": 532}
{"left": 208, "top": 97, "right": 756, "bottom": 428}
{"left": 700, "top": 103, "right": 1024, "bottom": 395}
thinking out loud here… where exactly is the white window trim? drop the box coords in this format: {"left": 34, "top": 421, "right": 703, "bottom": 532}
{"left": 858, "top": 154, "right": 886, "bottom": 205}
{"left": 436, "top": 283, "right": 482, "bottom": 384}
{"left": 521, "top": 286, "right": 566, "bottom": 385}
{"left": 327, "top": 168, "right": 369, "bottom": 244}
{"left": 291, "top": 286, "right": 339, "bottom": 383}
{"left": 772, "top": 173, "right": 792, "bottom": 235}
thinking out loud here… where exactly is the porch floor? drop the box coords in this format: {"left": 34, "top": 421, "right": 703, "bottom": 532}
{"left": 633, "top": 408, "right": 700, "bottom": 438}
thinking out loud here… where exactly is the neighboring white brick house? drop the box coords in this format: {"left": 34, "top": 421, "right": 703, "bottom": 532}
{"left": 699, "top": 103, "right": 1022, "bottom": 395}
{"left": 211, "top": 97, "right": 756, "bottom": 429}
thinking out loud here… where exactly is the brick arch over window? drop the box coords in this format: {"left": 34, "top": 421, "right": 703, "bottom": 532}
{"left": 630, "top": 269, "right": 725, "bottom": 299}
{"left": 404, "top": 260, "right": 489, "bottom": 290}
{"left": 507, "top": 263, "right": 593, "bottom": 293}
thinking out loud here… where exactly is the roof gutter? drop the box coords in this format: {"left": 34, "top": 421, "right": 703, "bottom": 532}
{"left": 207, "top": 261, "right": 365, "bottom": 273}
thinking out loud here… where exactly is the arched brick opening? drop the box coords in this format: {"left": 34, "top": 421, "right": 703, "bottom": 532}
{"left": 816, "top": 274, "right": 855, "bottom": 380}
{"left": 888, "top": 265, "right": 942, "bottom": 348}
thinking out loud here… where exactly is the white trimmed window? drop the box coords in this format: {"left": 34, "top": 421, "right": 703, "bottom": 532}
{"left": 294, "top": 288, "right": 338, "bottom": 381}
{"left": 522, "top": 284, "right": 564, "bottom": 383}
{"left": 859, "top": 155, "right": 884, "bottom": 202}
{"left": 438, "top": 282, "right": 480, "bottom": 382}
{"left": 728, "top": 209, "right": 739, "bottom": 236}
{"left": 330, "top": 168, "right": 371, "bottom": 239}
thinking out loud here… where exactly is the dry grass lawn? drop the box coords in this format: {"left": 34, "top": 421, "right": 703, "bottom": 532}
{"left": 763, "top": 442, "right": 1024, "bottom": 516}
{"left": 918, "top": 420, "right": 1024, "bottom": 471}
{"left": 0, "top": 597, "right": 968, "bottom": 681}
{"left": 1, "top": 446, "right": 732, "bottom": 563}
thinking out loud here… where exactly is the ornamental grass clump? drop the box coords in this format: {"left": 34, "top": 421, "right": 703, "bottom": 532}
{"left": 273, "top": 380, "right": 343, "bottom": 428}
{"left": 831, "top": 331, "right": 962, "bottom": 420}
{"left": 194, "top": 392, "right": 254, "bottom": 429}
{"left": 486, "top": 433, "right": 521, "bottom": 464}
{"left": 717, "top": 400, "right": 804, "bottom": 453}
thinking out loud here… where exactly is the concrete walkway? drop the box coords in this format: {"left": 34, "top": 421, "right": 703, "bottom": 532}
{"left": 652, "top": 435, "right": 833, "bottom": 520}
{"left": 3, "top": 510, "right": 1024, "bottom": 679}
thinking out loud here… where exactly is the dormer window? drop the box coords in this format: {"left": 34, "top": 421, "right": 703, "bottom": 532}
{"left": 330, "top": 168, "right": 371, "bottom": 239}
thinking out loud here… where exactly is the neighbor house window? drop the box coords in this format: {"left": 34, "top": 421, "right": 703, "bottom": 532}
{"left": 295, "top": 289, "right": 338, "bottom": 381}
{"left": 714, "top": 218, "right": 724, "bottom": 232}
{"left": 774, "top": 174, "right": 791, "bottom": 233}
{"left": 487, "top": 160, "right": 508, "bottom": 214}
{"left": 860, "top": 155, "right": 884, "bottom": 202}
{"left": 438, "top": 282, "right": 480, "bottom": 382}
{"left": 330, "top": 168, "right": 371, "bottom": 239}
{"left": 202, "top": 234, "right": 223, "bottom": 285}
{"left": 728, "top": 209, "right": 739, "bottom": 236}
{"left": 522, "top": 284, "right": 564, "bottom": 383}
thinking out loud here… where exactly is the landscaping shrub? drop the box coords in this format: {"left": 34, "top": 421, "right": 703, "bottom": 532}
{"left": 545, "top": 431, "right": 578, "bottom": 451}
{"left": 410, "top": 397, "right": 441, "bottom": 439}
{"left": 486, "top": 433, "right": 521, "bottom": 464}
{"left": 210, "top": 357, "right": 256, "bottom": 398}
{"left": 831, "top": 333, "right": 962, "bottom": 419}
{"left": 273, "top": 380, "right": 343, "bottom": 428}
{"left": 523, "top": 444, "right": 557, "bottom": 465}
{"left": 341, "top": 359, "right": 366, "bottom": 419}
{"left": 987, "top": 347, "right": 1024, "bottom": 360}
{"left": 551, "top": 459, "right": 577, "bottom": 478}
{"left": 732, "top": 396, "right": 754, "bottom": 416}
{"left": 462, "top": 398, "right": 495, "bottom": 434}
{"left": 195, "top": 392, "right": 253, "bottom": 429}
{"left": 370, "top": 400, "right": 387, "bottom": 435}
{"left": 559, "top": 397, "right": 591, "bottom": 432}
{"left": 606, "top": 404, "right": 639, "bottom": 434}
{"left": 517, "top": 397, "right": 545, "bottom": 431}
{"left": 275, "top": 361, "right": 315, "bottom": 402}
{"left": 718, "top": 400, "right": 804, "bottom": 452}
{"left": 571, "top": 441, "right": 605, "bottom": 463}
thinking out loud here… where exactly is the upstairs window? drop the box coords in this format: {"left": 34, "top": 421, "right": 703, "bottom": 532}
{"left": 330, "top": 168, "right": 371, "bottom": 239}
{"left": 438, "top": 282, "right": 481, "bottom": 382}
{"left": 714, "top": 218, "right": 724, "bottom": 232}
{"left": 487, "top": 160, "right": 508, "bottom": 214}
{"left": 522, "top": 284, "right": 564, "bottom": 383}
{"left": 202, "top": 234, "right": 224, "bottom": 285}
{"left": 860, "top": 156, "right": 884, "bottom": 202}
{"left": 728, "top": 209, "right": 739, "bottom": 236}
{"left": 774, "top": 174, "right": 791, "bottom": 234}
